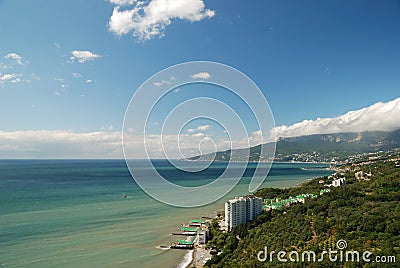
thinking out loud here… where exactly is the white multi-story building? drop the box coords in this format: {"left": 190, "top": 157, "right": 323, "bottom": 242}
{"left": 332, "top": 177, "right": 346, "bottom": 187}
{"left": 225, "top": 196, "right": 263, "bottom": 231}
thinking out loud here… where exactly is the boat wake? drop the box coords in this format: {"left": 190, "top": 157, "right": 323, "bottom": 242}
{"left": 157, "top": 245, "right": 170, "bottom": 250}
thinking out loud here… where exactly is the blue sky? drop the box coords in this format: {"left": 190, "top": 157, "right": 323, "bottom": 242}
{"left": 1, "top": 0, "right": 400, "bottom": 158}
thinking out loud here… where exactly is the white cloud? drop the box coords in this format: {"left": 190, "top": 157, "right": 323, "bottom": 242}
{"left": 0, "top": 130, "right": 123, "bottom": 159}
{"left": 191, "top": 72, "right": 211, "bottom": 80}
{"left": 246, "top": 130, "right": 267, "bottom": 147}
{"left": 0, "top": 130, "right": 198, "bottom": 159}
{"left": 0, "top": 73, "right": 25, "bottom": 86}
{"left": 252, "top": 130, "right": 262, "bottom": 136}
{"left": 187, "top": 124, "right": 210, "bottom": 133}
{"left": 192, "top": 132, "right": 205, "bottom": 138}
{"left": 86, "top": 79, "right": 93, "bottom": 83}
{"left": 197, "top": 125, "right": 210, "bottom": 131}
{"left": 127, "top": 132, "right": 222, "bottom": 159}
{"left": 153, "top": 80, "right": 170, "bottom": 87}
{"left": 0, "top": 73, "right": 20, "bottom": 83}
{"left": 0, "top": 73, "right": 39, "bottom": 87}
{"left": 70, "top": 50, "right": 101, "bottom": 63}
{"left": 273, "top": 98, "right": 400, "bottom": 138}
{"left": 109, "top": 0, "right": 136, "bottom": 5}
{"left": 108, "top": 0, "right": 215, "bottom": 40}
{"left": 4, "top": 53, "right": 25, "bottom": 65}
{"left": 0, "top": 129, "right": 224, "bottom": 159}
{"left": 0, "top": 128, "right": 271, "bottom": 159}
{"left": 72, "top": 72, "right": 83, "bottom": 78}
{"left": 54, "top": 42, "right": 61, "bottom": 49}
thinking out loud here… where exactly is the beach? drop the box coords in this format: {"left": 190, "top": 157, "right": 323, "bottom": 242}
{"left": 189, "top": 246, "right": 211, "bottom": 267}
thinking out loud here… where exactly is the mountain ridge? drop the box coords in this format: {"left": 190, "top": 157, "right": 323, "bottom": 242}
{"left": 189, "top": 128, "right": 400, "bottom": 162}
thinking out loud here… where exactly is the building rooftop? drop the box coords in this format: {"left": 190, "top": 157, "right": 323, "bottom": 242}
{"left": 181, "top": 227, "right": 198, "bottom": 232}
{"left": 189, "top": 219, "right": 205, "bottom": 223}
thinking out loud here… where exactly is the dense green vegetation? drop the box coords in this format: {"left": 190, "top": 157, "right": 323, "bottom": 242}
{"left": 205, "top": 157, "right": 400, "bottom": 267}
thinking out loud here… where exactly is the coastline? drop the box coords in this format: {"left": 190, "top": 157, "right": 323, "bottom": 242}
{"left": 186, "top": 160, "right": 334, "bottom": 164}
{"left": 187, "top": 151, "right": 400, "bottom": 266}
{"left": 186, "top": 246, "right": 211, "bottom": 268}
{"left": 177, "top": 163, "right": 336, "bottom": 268}
{"left": 178, "top": 249, "right": 194, "bottom": 268}
{"left": 177, "top": 175, "right": 325, "bottom": 268}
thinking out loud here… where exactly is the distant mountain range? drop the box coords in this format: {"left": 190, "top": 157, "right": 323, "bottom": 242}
{"left": 188, "top": 128, "right": 400, "bottom": 162}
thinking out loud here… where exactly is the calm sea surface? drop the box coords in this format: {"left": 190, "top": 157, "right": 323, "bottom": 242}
{"left": 0, "top": 160, "right": 333, "bottom": 268}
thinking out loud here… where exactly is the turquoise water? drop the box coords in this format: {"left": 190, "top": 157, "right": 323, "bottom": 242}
{"left": 0, "top": 160, "right": 333, "bottom": 268}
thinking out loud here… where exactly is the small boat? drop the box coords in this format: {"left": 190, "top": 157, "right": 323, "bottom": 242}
{"left": 121, "top": 192, "right": 128, "bottom": 198}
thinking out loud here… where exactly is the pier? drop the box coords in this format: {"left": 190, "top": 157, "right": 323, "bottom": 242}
{"left": 168, "top": 219, "right": 210, "bottom": 250}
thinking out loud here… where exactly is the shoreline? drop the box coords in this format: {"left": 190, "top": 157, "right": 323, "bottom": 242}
{"left": 186, "top": 245, "right": 211, "bottom": 268}
{"left": 178, "top": 172, "right": 329, "bottom": 268}
{"left": 187, "top": 250, "right": 195, "bottom": 267}
{"left": 168, "top": 164, "right": 334, "bottom": 268}
{"left": 177, "top": 249, "right": 193, "bottom": 268}
{"left": 182, "top": 159, "right": 334, "bottom": 165}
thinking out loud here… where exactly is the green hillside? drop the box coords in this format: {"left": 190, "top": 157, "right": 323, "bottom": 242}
{"left": 204, "top": 154, "right": 400, "bottom": 267}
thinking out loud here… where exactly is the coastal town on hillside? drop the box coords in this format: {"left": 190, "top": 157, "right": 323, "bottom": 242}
{"left": 168, "top": 149, "right": 400, "bottom": 267}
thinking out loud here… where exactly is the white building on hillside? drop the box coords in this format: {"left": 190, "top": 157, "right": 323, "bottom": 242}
{"left": 332, "top": 177, "right": 346, "bottom": 187}
{"left": 225, "top": 196, "right": 263, "bottom": 231}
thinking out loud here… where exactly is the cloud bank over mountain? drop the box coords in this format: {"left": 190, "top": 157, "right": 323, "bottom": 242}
{"left": 273, "top": 98, "right": 400, "bottom": 138}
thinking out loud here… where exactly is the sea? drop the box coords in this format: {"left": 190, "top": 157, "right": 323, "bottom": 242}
{"left": 0, "top": 160, "right": 333, "bottom": 268}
